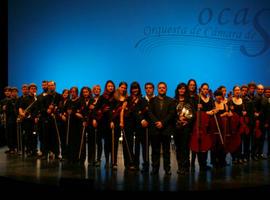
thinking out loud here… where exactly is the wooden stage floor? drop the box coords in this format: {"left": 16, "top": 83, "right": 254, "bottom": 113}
{"left": 1, "top": 144, "right": 270, "bottom": 193}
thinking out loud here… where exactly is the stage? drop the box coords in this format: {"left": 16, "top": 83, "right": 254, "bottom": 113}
{"left": 1, "top": 144, "right": 270, "bottom": 193}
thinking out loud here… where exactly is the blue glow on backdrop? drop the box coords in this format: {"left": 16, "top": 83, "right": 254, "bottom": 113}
{"left": 8, "top": 0, "right": 270, "bottom": 96}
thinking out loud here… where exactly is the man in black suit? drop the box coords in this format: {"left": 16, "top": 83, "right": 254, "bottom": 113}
{"left": 148, "top": 82, "right": 176, "bottom": 176}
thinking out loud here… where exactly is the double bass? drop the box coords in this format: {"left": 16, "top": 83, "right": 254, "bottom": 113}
{"left": 239, "top": 96, "right": 250, "bottom": 136}
{"left": 190, "top": 92, "right": 212, "bottom": 153}
{"left": 223, "top": 93, "right": 242, "bottom": 153}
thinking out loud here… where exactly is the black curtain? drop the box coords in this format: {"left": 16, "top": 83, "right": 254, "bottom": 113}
{"left": 0, "top": 0, "right": 7, "bottom": 147}
{"left": 0, "top": 0, "right": 8, "bottom": 99}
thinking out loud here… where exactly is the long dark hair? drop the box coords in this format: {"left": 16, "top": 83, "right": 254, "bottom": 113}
{"left": 130, "top": 81, "right": 142, "bottom": 97}
{"left": 80, "top": 86, "right": 92, "bottom": 98}
{"left": 103, "top": 80, "right": 115, "bottom": 99}
{"left": 187, "top": 79, "right": 197, "bottom": 95}
{"left": 174, "top": 82, "right": 190, "bottom": 102}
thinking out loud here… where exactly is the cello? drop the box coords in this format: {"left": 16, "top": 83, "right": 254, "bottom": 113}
{"left": 239, "top": 96, "right": 250, "bottom": 135}
{"left": 224, "top": 92, "right": 242, "bottom": 153}
{"left": 190, "top": 91, "right": 212, "bottom": 153}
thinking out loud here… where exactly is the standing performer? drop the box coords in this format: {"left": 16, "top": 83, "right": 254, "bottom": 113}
{"left": 79, "top": 86, "right": 94, "bottom": 164}
{"left": 57, "top": 89, "right": 70, "bottom": 159}
{"left": 3, "top": 87, "right": 18, "bottom": 154}
{"left": 174, "top": 83, "right": 194, "bottom": 175}
{"left": 40, "top": 81, "right": 62, "bottom": 160}
{"left": 110, "top": 82, "right": 128, "bottom": 170}
{"left": 121, "top": 82, "right": 148, "bottom": 172}
{"left": 254, "top": 84, "right": 266, "bottom": 159}
{"left": 240, "top": 85, "right": 253, "bottom": 162}
{"left": 0, "top": 87, "right": 12, "bottom": 149}
{"left": 148, "top": 82, "right": 175, "bottom": 176}
{"left": 227, "top": 86, "right": 245, "bottom": 164}
{"left": 262, "top": 87, "right": 270, "bottom": 158}
{"left": 66, "top": 86, "right": 83, "bottom": 163}
{"left": 247, "top": 82, "right": 257, "bottom": 160}
{"left": 18, "top": 83, "right": 38, "bottom": 157}
{"left": 93, "top": 80, "right": 115, "bottom": 169}
{"left": 209, "top": 89, "right": 227, "bottom": 168}
{"left": 35, "top": 81, "right": 48, "bottom": 158}
{"left": 187, "top": 79, "right": 199, "bottom": 169}
{"left": 190, "top": 83, "right": 213, "bottom": 171}
{"left": 91, "top": 85, "right": 102, "bottom": 167}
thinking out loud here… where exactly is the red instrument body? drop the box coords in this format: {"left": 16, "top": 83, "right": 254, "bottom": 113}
{"left": 254, "top": 119, "right": 262, "bottom": 138}
{"left": 222, "top": 113, "right": 241, "bottom": 153}
{"left": 190, "top": 111, "right": 212, "bottom": 152}
{"left": 239, "top": 116, "right": 250, "bottom": 135}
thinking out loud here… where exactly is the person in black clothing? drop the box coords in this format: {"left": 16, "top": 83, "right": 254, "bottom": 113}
{"left": 209, "top": 89, "right": 227, "bottom": 168}
{"left": 1, "top": 87, "right": 17, "bottom": 153}
{"left": 111, "top": 82, "right": 128, "bottom": 170}
{"left": 148, "top": 82, "right": 176, "bottom": 176}
{"left": 39, "top": 81, "right": 62, "bottom": 160}
{"left": 65, "top": 86, "right": 83, "bottom": 163}
{"left": 241, "top": 85, "right": 253, "bottom": 161}
{"left": 91, "top": 85, "right": 102, "bottom": 167}
{"left": 1, "top": 87, "right": 11, "bottom": 146}
{"left": 35, "top": 81, "right": 48, "bottom": 158}
{"left": 255, "top": 84, "right": 266, "bottom": 159}
{"left": 93, "top": 80, "right": 116, "bottom": 169}
{"left": 79, "top": 86, "right": 94, "bottom": 165}
{"left": 263, "top": 87, "right": 270, "bottom": 158}
{"left": 18, "top": 83, "right": 38, "bottom": 157}
{"left": 187, "top": 79, "right": 199, "bottom": 170}
{"left": 57, "top": 89, "right": 70, "bottom": 159}
{"left": 121, "top": 82, "right": 149, "bottom": 172}
{"left": 174, "top": 83, "right": 194, "bottom": 174}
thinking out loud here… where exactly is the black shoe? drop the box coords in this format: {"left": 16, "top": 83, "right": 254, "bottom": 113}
{"left": 104, "top": 162, "right": 110, "bottom": 169}
{"left": 141, "top": 168, "right": 149, "bottom": 174}
{"left": 128, "top": 165, "right": 136, "bottom": 171}
{"left": 252, "top": 156, "right": 258, "bottom": 161}
{"left": 112, "top": 164, "right": 118, "bottom": 170}
{"left": 165, "top": 170, "right": 172, "bottom": 176}
{"left": 177, "top": 168, "right": 187, "bottom": 175}
{"left": 5, "top": 150, "right": 11, "bottom": 154}
{"left": 95, "top": 160, "right": 101, "bottom": 167}
{"left": 151, "top": 170, "right": 159, "bottom": 176}
{"left": 201, "top": 166, "right": 212, "bottom": 171}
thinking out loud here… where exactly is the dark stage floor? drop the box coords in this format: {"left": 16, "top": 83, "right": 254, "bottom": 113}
{"left": 1, "top": 144, "right": 270, "bottom": 193}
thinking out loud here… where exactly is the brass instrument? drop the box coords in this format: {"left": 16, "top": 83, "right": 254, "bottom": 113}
{"left": 176, "top": 103, "right": 193, "bottom": 128}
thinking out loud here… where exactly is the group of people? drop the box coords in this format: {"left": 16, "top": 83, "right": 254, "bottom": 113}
{"left": 0, "top": 79, "right": 270, "bottom": 176}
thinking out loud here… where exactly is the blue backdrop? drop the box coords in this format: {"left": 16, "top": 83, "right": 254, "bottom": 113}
{"left": 8, "top": 0, "right": 270, "bottom": 96}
